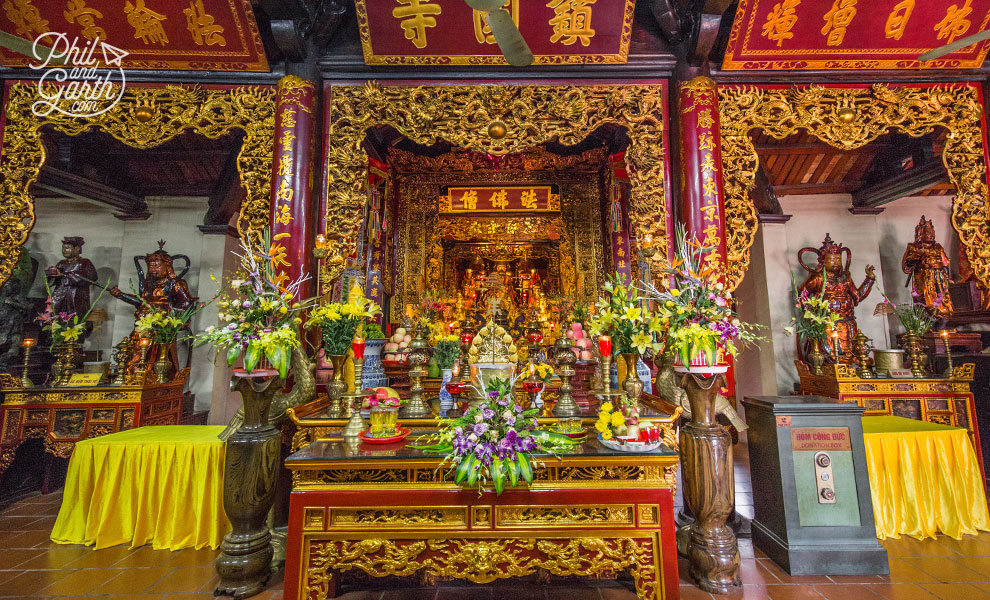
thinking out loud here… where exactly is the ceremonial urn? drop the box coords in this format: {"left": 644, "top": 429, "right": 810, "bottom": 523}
{"left": 677, "top": 369, "right": 740, "bottom": 593}
{"left": 51, "top": 342, "right": 82, "bottom": 386}
{"left": 216, "top": 370, "right": 285, "bottom": 599}
{"left": 806, "top": 338, "right": 826, "bottom": 377}
{"left": 400, "top": 327, "right": 432, "bottom": 419}
{"left": 901, "top": 331, "right": 927, "bottom": 378}
{"left": 552, "top": 335, "right": 581, "bottom": 418}
{"left": 325, "top": 354, "right": 348, "bottom": 418}
{"left": 152, "top": 343, "right": 171, "bottom": 384}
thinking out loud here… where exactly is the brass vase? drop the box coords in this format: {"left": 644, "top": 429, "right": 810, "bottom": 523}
{"left": 552, "top": 335, "right": 580, "bottom": 418}
{"left": 326, "top": 354, "right": 348, "bottom": 418}
{"left": 807, "top": 338, "right": 825, "bottom": 376}
{"left": 215, "top": 371, "right": 285, "bottom": 599}
{"left": 51, "top": 342, "right": 81, "bottom": 386}
{"left": 620, "top": 352, "right": 644, "bottom": 405}
{"left": 152, "top": 343, "right": 171, "bottom": 384}
{"left": 901, "top": 331, "right": 926, "bottom": 378}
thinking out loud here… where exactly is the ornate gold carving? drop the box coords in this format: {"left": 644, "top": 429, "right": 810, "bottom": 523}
{"left": 0, "top": 83, "right": 276, "bottom": 286}
{"left": 389, "top": 146, "right": 609, "bottom": 174}
{"left": 639, "top": 505, "right": 659, "bottom": 526}
{"left": 495, "top": 505, "right": 635, "bottom": 527}
{"left": 559, "top": 466, "right": 655, "bottom": 481}
{"left": 304, "top": 508, "right": 326, "bottom": 530}
{"left": 88, "top": 424, "right": 114, "bottom": 438}
{"left": 719, "top": 83, "right": 990, "bottom": 292}
{"left": 324, "top": 82, "right": 668, "bottom": 291}
{"left": 300, "top": 469, "right": 409, "bottom": 485}
{"left": 472, "top": 506, "right": 492, "bottom": 528}
{"left": 45, "top": 439, "right": 76, "bottom": 458}
{"left": 332, "top": 507, "right": 467, "bottom": 528}
{"left": 304, "top": 537, "right": 657, "bottom": 599}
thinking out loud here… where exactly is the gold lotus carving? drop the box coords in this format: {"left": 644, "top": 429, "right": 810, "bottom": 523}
{"left": 719, "top": 83, "right": 989, "bottom": 292}
{"left": 324, "top": 82, "right": 668, "bottom": 292}
{"left": 0, "top": 83, "right": 275, "bottom": 287}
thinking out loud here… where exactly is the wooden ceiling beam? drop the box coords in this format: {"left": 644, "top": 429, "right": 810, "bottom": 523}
{"left": 852, "top": 161, "right": 948, "bottom": 209}
{"left": 772, "top": 181, "right": 860, "bottom": 195}
{"left": 755, "top": 143, "right": 891, "bottom": 155}
{"left": 33, "top": 165, "right": 150, "bottom": 220}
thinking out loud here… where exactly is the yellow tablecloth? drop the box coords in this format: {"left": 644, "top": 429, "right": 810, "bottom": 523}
{"left": 51, "top": 425, "right": 230, "bottom": 550}
{"left": 863, "top": 416, "right": 989, "bottom": 541}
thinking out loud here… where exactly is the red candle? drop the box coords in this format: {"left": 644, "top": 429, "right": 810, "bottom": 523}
{"left": 598, "top": 335, "right": 612, "bottom": 357}
{"left": 352, "top": 337, "right": 365, "bottom": 359}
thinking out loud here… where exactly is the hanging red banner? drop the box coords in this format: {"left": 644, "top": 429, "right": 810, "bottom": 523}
{"left": 723, "top": 0, "right": 990, "bottom": 70}
{"left": 0, "top": 0, "right": 267, "bottom": 71}
{"left": 354, "top": 0, "right": 635, "bottom": 65}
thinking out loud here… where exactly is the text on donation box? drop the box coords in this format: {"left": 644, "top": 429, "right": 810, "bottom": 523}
{"left": 790, "top": 427, "right": 861, "bottom": 527}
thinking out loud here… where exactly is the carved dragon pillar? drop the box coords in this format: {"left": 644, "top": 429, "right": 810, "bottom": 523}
{"left": 269, "top": 75, "right": 318, "bottom": 299}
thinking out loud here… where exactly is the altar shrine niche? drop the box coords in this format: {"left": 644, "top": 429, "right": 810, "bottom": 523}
{"left": 902, "top": 216, "right": 953, "bottom": 318}
{"left": 798, "top": 234, "right": 876, "bottom": 360}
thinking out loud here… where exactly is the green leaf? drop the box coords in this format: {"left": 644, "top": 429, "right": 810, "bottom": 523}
{"left": 244, "top": 343, "right": 261, "bottom": 372}
{"left": 492, "top": 457, "right": 505, "bottom": 496}
{"left": 467, "top": 454, "right": 480, "bottom": 486}
{"left": 517, "top": 453, "right": 533, "bottom": 483}
{"left": 454, "top": 456, "right": 471, "bottom": 485}
{"left": 226, "top": 344, "right": 242, "bottom": 366}
{"left": 507, "top": 458, "right": 519, "bottom": 487}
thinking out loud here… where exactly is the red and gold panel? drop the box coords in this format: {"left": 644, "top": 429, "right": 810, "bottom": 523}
{"left": 354, "top": 0, "right": 635, "bottom": 65}
{"left": 0, "top": 0, "right": 267, "bottom": 71}
{"left": 723, "top": 0, "right": 990, "bottom": 70}
{"left": 441, "top": 186, "right": 558, "bottom": 214}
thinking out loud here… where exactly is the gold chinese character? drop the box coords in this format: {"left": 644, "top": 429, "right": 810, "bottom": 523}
{"left": 821, "top": 0, "right": 856, "bottom": 46}
{"left": 124, "top": 0, "right": 168, "bottom": 46}
{"left": 64, "top": 0, "right": 106, "bottom": 42}
{"left": 704, "top": 223, "right": 720, "bottom": 240}
{"left": 184, "top": 0, "right": 226, "bottom": 46}
{"left": 698, "top": 132, "right": 715, "bottom": 151}
{"left": 618, "top": 260, "right": 627, "bottom": 268}
{"left": 617, "top": 248, "right": 626, "bottom": 258}
{"left": 702, "top": 204, "right": 718, "bottom": 219}
{"left": 280, "top": 130, "right": 296, "bottom": 148}
{"left": 703, "top": 175, "right": 718, "bottom": 197}
{"left": 275, "top": 205, "right": 293, "bottom": 226}
{"left": 277, "top": 179, "right": 293, "bottom": 203}
{"left": 392, "top": 0, "right": 441, "bottom": 49}
{"left": 547, "top": 0, "right": 597, "bottom": 47}
{"left": 490, "top": 189, "right": 508, "bottom": 210}
{"left": 935, "top": 0, "right": 972, "bottom": 45}
{"left": 281, "top": 108, "right": 297, "bottom": 129}
{"left": 474, "top": 0, "right": 518, "bottom": 44}
{"left": 461, "top": 190, "right": 478, "bottom": 210}
{"left": 278, "top": 154, "right": 293, "bottom": 178}
{"left": 762, "top": 0, "right": 800, "bottom": 47}
{"left": 520, "top": 189, "right": 538, "bottom": 209}
{"left": 696, "top": 109, "right": 715, "bottom": 129}
{"left": 885, "top": 0, "right": 914, "bottom": 40}
{"left": 5, "top": 0, "right": 48, "bottom": 37}
{"left": 371, "top": 274, "right": 380, "bottom": 285}
{"left": 616, "top": 235, "right": 624, "bottom": 244}
{"left": 700, "top": 153, "right": 716, "bottom": 174}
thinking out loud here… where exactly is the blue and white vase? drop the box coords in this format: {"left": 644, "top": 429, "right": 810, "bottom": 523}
{"left": 439, "top": 368, "right": 453, "bottom": 412}
{"left": 361, "top": 339, "right": 388, "bottom": 389}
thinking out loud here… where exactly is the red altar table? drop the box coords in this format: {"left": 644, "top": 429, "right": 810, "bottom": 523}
{"left": 283, "top": 435, "right": 680, "bottom": 599}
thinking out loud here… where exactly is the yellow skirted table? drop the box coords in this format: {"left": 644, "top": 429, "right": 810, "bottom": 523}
{"left": 51, "top": 425, "right": 230, "bottom": 550}
{"left": 863, "top": 416, "right": 989, "bottom": 541}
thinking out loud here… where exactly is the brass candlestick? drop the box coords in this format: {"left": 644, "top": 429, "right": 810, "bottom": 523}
{"left": 20, "top": 339, "right": 34, "bottom": 388}
{"left": 136, "top": 339, "right": 151, "bottom": 383}
{"left": 343, "top": 358, "right": 368, "bottom": 438}
{"left": 852, "top": 332, "right": 874, "bottom": 379}
{"left": 942, "top": 330, "right": 955, "bottom": 378}
{"left": 600, "top": 352, "right": 612, "bottom": 395}
{"left": 400, "top": 328, "right": 432, "bottom": 418}
{"left": 552, "top": 335, "right": 580, "bottom": 418}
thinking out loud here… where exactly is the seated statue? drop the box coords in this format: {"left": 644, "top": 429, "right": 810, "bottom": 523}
{"left": 798, "top": 234, "right": 875, "bottom": 360}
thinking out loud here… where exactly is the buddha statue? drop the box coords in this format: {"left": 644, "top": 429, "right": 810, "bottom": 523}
{"left": 798, "top": 234, "right": 876, "bottom": 360}
{"left": 901, "top": 216, "right": 953, "bottom": 318}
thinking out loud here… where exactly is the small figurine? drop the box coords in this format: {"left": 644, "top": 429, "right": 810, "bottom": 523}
{"left": 902, "top": 216, "right": 953, "bottom": 318}
{"left": 45, "top": 236, "right": 97, "bottom": 321}
{"left": 798, "top": 234, "right": 876, "bottom": 360}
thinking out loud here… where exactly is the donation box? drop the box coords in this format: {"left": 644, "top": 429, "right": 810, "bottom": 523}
{"left": 742, "top": 395, "right": 888, "bottom": 575}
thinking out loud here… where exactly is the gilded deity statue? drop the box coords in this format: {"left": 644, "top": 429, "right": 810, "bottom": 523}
{"left": 901, "top": 216, "right": 953, "bottom": 318}
{"left": 45, "top": 236, "right": 98, "bottom": 321}
{"left": 798, "top": 234, "right": 876, "bottom": 360}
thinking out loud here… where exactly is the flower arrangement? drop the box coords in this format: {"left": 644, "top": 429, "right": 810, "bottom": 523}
{"left": 594, "top": 401, "right": 629, "bottom": 441}
{"left": 37, "top": 276, "right": 110, "bottom": 348}
{"left": 587, "top": 275, "right": 664, "bottom": 355}
{"left": 643, "top": 224, "right": 761, "bottom": 368}
{"left": 135, "top": 300, "right": 210, "bottom": 345}
{"left": 413, "top": 372, "right": 580, "bottom": 495}
{"left": 881, "top": 291, "right": 937, "bottom": 335}
{"left": 415, "top": 294, "right": 450, "bottom": 329}
{"left": 197, "top": 233, "right": 314, "bottom": 379}
{"left": 363, "top": 322, "right": 386, "bottom": 339}
{"left": 306, "top": 296, "right": 382, "bottom": 356}
{"left": 432, "top": 333, "right": 461, "bottom": 370}
{"left": 529, "top": 362, "right": 555, "bottom": 383}
{"left": 783, "top": 276, "right": 841, "bottom": 341}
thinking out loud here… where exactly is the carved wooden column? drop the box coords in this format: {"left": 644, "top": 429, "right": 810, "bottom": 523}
{"left": 269, "top": 75, "right": 318, "bottom": 299}
{"left": 676, "top": 76, "right": 741, "bottom": 593}
{"left": 679, "top": 372, "right": 740, "bottom": 593}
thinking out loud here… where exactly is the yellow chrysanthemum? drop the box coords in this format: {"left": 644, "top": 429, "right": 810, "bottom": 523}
{"left": 601, "top": 430, "right": 613, "bottom": 440}
{"left": 610, "top": 411, "right": 625, "bottom": 428}
{"left": 594, "top": 421, "right": 608, "bottom": 433}
{"left": 601, "top": 401, "right": 614, "bottom": 413}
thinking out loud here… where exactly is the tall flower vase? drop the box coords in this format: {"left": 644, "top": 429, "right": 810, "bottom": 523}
{"left": 215, "top": 370, "right": 285, "bottom": 599}
{"left": 51, "top": 342, "right": 82, "bottom": 386}
{"left": 620, "top": 353, "right": 644, "bottom": 437}
{"left": 326, "top": 354, "right": 348, "bottom": 418}
{"left": 361, "top": 339, "right": 388, "bottom": 389}
{"left": 678, "top": 370, "right": 740, "bottom": 593}
{"left": 152, "top": 343, "right": 171, "bottom": 384}
{"left": 807, "top": 338, "right": 825, "bottom": 376}
{"left": 439, "top": 368, "right": 453, "bottom": 412}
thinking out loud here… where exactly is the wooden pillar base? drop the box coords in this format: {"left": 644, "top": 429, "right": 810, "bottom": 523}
{"left": 679, "top": 372, "right": 741, "bottom": 594}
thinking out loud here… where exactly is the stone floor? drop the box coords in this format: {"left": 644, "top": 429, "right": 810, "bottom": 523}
{"left": 0, "top": 432, "right": 988, "bottom": 599}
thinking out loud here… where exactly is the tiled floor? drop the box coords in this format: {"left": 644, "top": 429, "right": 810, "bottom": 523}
{"left": 1, "top": 433, "right": 988, "bottom": 599}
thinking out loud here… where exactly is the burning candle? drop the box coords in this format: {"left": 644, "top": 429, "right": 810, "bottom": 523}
{"left": 139, "top": 338, "right": 151, "bottom": 348}
{"left": 352, "top": 337, "right": 365, "bottom": 359}
{"left": 22, "top": 338, "right": 35, "bottom": 348}
{"left": 598, "top": 335, "right": 612, "bottom": 357}
{"left": 315, "top": 234, "right": 326, "bottom": 249}
{"left": 452, "top": 363, "right": 460, "bottom": 377}
{"left": 448, "top": 322, "right": 455, "bottom": 333}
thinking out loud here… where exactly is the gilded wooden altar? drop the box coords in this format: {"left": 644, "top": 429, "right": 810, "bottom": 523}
{"left": 0, "top": 369, "right": 189, "bottom": 477}
{"left": 283, "top": 435, "right": 680, "bottom": 600}
{"left": 796, "top": 361, "right": 982, "bottom": 467}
